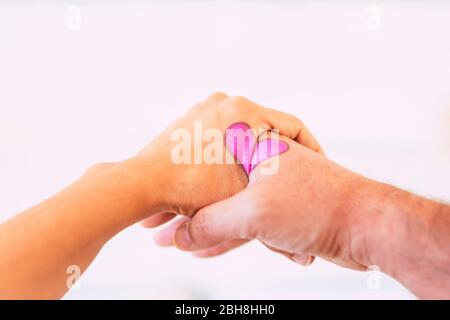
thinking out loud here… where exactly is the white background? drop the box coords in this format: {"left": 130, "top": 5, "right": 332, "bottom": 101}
{"left": 0, "top": 1, "right": 449, "bottom": 299}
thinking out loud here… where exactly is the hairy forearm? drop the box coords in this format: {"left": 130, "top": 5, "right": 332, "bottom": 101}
{"left": 0, "top": 160, "right": 158, "bottom": 299}
{"left": 351, "top": 178, "right": 450, "bottom": 298}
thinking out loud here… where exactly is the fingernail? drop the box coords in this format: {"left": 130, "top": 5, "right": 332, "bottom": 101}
{"left": 292, "top": 253, "right": 312, "bottom": 267}
{"left": 304, "top": 255, "right": 313, "bottom": 267}
{"left": 173, "top": 223, "right": 192, "bottom": 250}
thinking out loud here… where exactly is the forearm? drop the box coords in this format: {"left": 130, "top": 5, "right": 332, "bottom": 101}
{"left": 0, "top": 160, "right": 160, "bottom": 299}
{"left": 351, "top": 178, "right": 450, "bottom": 298}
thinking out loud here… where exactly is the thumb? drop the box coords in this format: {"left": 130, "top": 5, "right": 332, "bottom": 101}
{"left": 173, "top": 190, "right": 254, "bottom": 251}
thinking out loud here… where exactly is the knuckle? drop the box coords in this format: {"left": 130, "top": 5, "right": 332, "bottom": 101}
{"left": 221, "top": 96, "right": 251, "bottom": 118}
{"left": 191, "top": 211, "right": 211, "bottom": 239}
{"left": 256, "top": 122, "right": 272, "bottom": 132}
{"left": 204, "top": 92, "right": 228, "bottom": 107}
{"left": 208, "top": 91, "right": 227, "bottom": 100}
{"left": 227, "top": 95, "right": 249, "bottom": 106}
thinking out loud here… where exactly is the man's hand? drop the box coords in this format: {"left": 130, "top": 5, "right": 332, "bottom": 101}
{"left": 153, "top": 136, "right": 450, "bottom": 299}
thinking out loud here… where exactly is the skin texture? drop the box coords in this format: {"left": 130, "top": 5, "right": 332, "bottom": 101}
{"left": 0, "top": 93, "right": 322, "bottom": 299}
{"left": 154, "top": 137, "right": 450, "bottom": 299}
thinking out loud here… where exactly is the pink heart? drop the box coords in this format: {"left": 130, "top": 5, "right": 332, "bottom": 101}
{"left": 225, "top": 122, "right": 289, "bottom": 175}
{"left": 225, "top": 122, "right": 257, "bottom": 174}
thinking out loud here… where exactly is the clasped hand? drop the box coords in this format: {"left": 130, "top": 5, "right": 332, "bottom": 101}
{"left": 135, "top": 92, "right": 368, "bottom": 271}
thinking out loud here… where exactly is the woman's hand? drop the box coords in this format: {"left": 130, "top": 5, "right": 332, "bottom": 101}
{"left": 0, "top": 92, "right": 323, "bottom": 299}
{"left": 129, "top": 92, "right": 323, "bottom": 226}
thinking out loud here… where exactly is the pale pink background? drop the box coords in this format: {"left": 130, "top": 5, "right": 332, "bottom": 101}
{"left": 0, "top": 1, "right": 449, "bottom": 299}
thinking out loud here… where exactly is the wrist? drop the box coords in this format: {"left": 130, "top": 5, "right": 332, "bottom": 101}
{"left": 347, "top": 178, "right": 450, "bottom": 298}
{"left": 82, "top": 159, "right": 168, "bottom": 230}
{"left": 347, "top": 179, "right": 398, "bottom": 270}
{"left": 340, "top": 175, "right": 381, "bottom": 269}
{"left": 115, "top": 157, "right": 170, "bottom": 222}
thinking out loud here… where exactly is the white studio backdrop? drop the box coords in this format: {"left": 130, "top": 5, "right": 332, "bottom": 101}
{"left": 0, "top": 1, "right": 449, "bottom": 299}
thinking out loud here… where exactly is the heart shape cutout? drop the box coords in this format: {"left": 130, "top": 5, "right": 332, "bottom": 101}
{"left": 225, "top": 122, "right": 289, "bottom": 175}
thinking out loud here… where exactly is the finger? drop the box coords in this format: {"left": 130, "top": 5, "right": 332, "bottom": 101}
{"left": 263, "top": 243, "right": 295, "bottom": 260}
{"left": 293, "top": 122, "right": 325, "bottom": 156}
{"left": 173, "top": 190, "right": 254, "bottom": 251}
{"left": 154, "top": 217, "right": 190, "bottom": 247}
{"left": 140, "top": 212, "right": 176, "bottom": 228}
{"left": 264, "top": 108, "right": 325, "bottom": 155}
{"left": 323, "top": 257, "right": 367, "bottom": 271}
{"left": 193, "top": 239, "right": 249, "bottom": 258}
{"left": 264, "top": 244, "right": 315, "bottom": 267}
{"left": 291, "top": 253, "right": 315, "bottom": 267}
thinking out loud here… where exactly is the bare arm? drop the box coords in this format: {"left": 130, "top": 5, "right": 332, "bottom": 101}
{"left": 353, "top": 182, "right": 450, "bottom": 298}
{"left": 0, "top": 161, "right": 159, "bottom": 299}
